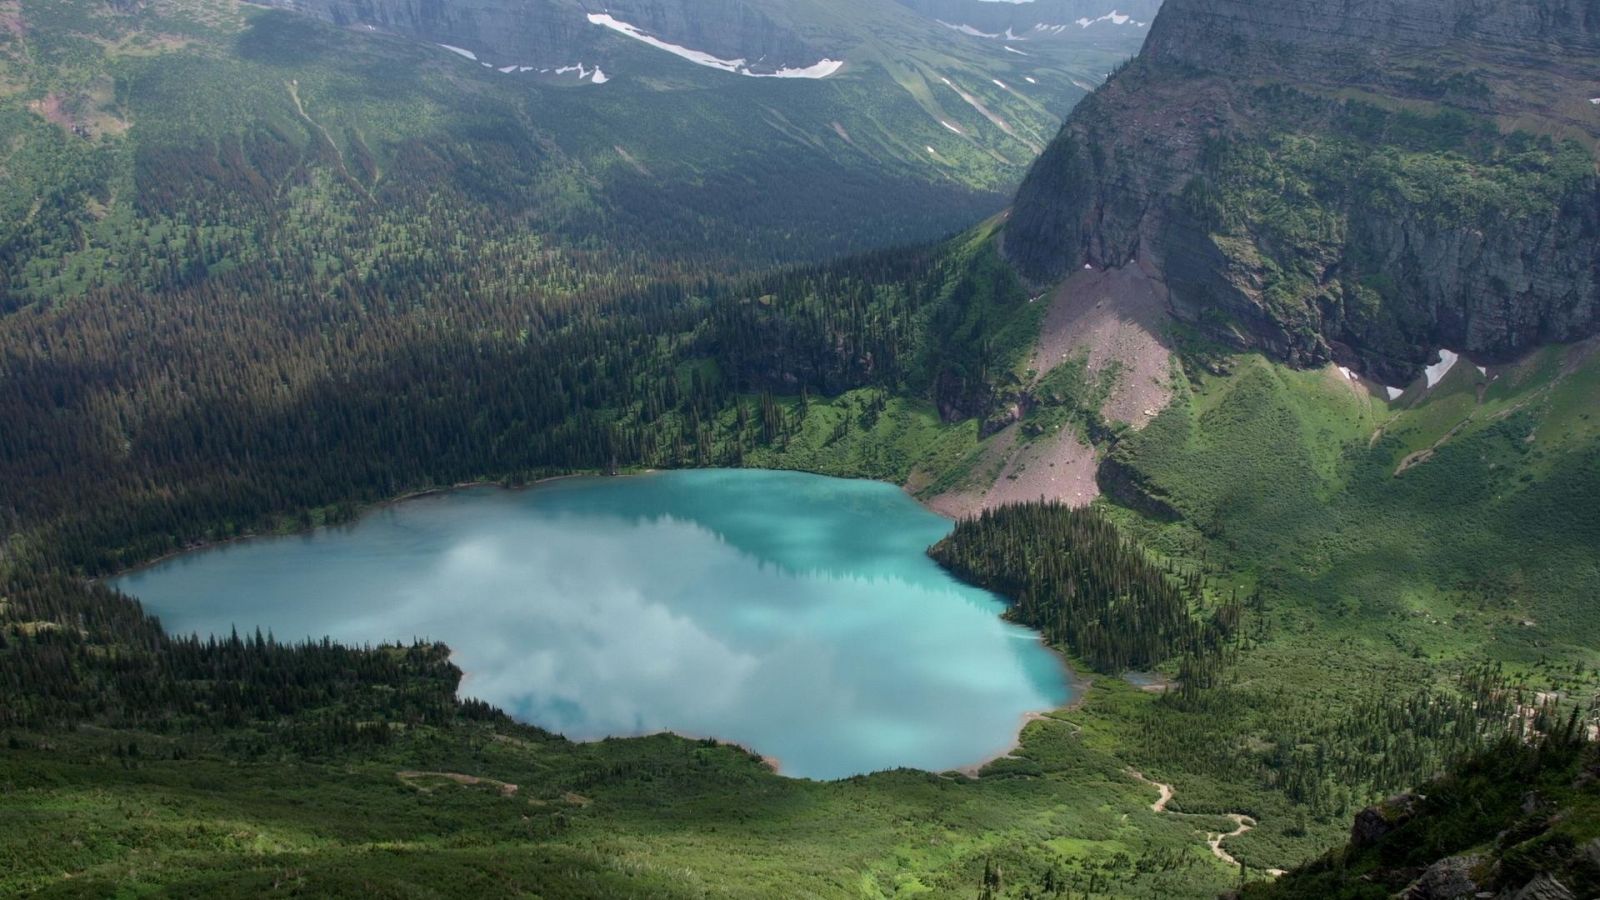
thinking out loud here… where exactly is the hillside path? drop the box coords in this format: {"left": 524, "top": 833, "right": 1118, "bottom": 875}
{"left": 1124, "top": 768, "right": 1287, "bottom": 878}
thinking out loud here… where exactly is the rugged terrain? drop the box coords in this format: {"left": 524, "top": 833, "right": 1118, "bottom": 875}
{"left": 3, "top": 0, "right": 1600, "bottom": 897}
{"left": 0, "top": 0, "right": 1150, "bottom": 308}
{"left": 1004, "top": 0, "right": 1600, "bottom": 382}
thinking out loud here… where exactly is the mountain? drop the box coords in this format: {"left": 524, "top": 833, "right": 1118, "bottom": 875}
{"left": 897, "top": 0, "right": 1161, "bottom": 41}
{"left": 1003, "top": 0, "right": 1600, "bottom": 382}
{"left": 3, "top": 0, "right": 1600, "bottom": 897}
{"left": 0, "top": 0, "right": 1152, "bottom": 308}
{"left": 255, "top": 0, "right": 1164, "bottom": 77}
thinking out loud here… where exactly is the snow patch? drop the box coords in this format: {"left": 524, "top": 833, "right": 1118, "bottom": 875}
{"left": 937, "top": 20, "right": 1001, "bottom": 38}
{"left": 1476, "top": 365, "right": 1487, "bottom": 376}
{"left": 1423, "top": 349, "right": 1459, "bottom": 389}
{"left": 1074, "top": 10, "right": 1145, "bottom": 28}
{"left": 1024, "top": 76, "right": 1037, "bottom": 84}
{"left": 438, "top": 44, "right": 478, "bottom": 61}
{"left": 940, "top": 120, "right": 963, "bottom": 134}
{"left": 587, "top": 14, "right": 841, "bottom": 78}
{"left": 992, "top": 79, "right": 1009, "bottom": 90}
{"left": 1385, "top": 386, "right": 1406, "bottom": 401}
{"left": 1004, "top": 45, "right": 1029, "bottom": 56}
{"left": 767, "top": 59, "right": 845, "bottom": 78}
{"left": 1338, "top": 366, "right": 1358, "bottom": 381}
{"left": 939, "top": 76, "right": 1018, "bottom": 139}
{"left": 549, "top": 63, "right": 610, "bottom": 83}
{"left": 498, "top": 65, "right": 518, "bottom": 74}
{"left": 1590, "top": 98, "right": 1600, "bottom": 105}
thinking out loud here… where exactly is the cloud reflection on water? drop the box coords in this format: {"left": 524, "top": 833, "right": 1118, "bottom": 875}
{"left": 115, "top": 470, "right": 1068, "bottom": 779}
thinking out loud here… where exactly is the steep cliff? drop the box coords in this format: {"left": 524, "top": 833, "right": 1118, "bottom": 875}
{"left": 1005, "top": 0, "right": 1600, "bottom": 379}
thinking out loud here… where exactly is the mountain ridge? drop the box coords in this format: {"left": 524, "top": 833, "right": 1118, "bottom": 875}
{"left": 1004, "top": 0, "right": 1600, "bottom": 381}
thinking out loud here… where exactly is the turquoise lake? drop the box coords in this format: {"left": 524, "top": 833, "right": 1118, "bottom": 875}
{"left": 113, "top": 469, "right": 1069, "bottom": 779}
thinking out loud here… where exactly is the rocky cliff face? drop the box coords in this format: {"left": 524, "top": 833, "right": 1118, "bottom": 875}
{"left": 1005, "top": 0, "right": 1600, "bottom": 378}
{"left": 1144, "top": 0, "right": 1600, "bottom": 72}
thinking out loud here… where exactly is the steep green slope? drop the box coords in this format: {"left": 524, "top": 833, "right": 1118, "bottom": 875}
{"left": 0, "top": 0, "right": 1146, "bottom": 308}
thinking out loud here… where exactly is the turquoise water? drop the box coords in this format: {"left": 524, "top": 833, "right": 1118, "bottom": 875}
{"left": 113, "top": 470, "right": 1069, "bottom": 779}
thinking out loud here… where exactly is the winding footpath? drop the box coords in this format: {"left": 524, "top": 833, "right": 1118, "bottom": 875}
{"left": 1125, "top": 769, "right": 1287, "bottom": 878}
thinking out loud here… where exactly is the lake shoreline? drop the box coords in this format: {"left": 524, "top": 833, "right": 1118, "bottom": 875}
{"left": 109, "top": 461, "right": 960, "bottom": 582}
{"left": 107, "top": 466, "right": 1086, "bottom": 783}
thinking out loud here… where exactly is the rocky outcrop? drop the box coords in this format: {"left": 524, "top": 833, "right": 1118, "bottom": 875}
{"left": 1350, "top": 791, "right": 1423, "bottom": 850}
{"left": 1400, "top": 855, "right": 1485, "bottom": 899}
{"left": 1005, "top": 0, "right": 1600, "bottom": 379}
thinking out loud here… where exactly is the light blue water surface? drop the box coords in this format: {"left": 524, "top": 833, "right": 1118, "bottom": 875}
{"left": 114, "top": 469, "right": 1068, "bottom": 779}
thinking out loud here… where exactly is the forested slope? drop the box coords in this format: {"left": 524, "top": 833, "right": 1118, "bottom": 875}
{"left": 4, "top": 0, "right": 1600, "bottom": 896}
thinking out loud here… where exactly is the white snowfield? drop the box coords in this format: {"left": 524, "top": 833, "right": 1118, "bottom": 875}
{"left": 1590, "top": 98, "right": 1600, "bottom": 105}
{"left": 1075, "top": 11, "right": 1143, "bottom": 27}
{"left": 1424, "top": 349, "right": 1459, "bottom": 389}
{"left": 938, "top": 20, "right": 1001, "bottom": 38}
{"left": 587, "top": 14, "right": 843, "bottom": 78}
{"left": 1386, "top": 386, "right": 1406, "bottom": 401}
{"left": 439, "top": 43, "right": 607, "bottom": 83}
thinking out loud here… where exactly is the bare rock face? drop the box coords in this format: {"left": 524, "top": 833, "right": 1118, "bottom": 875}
{"left": 1400, "top": 855, "right": 1485, "bottom": 899}
{"left": 1005, "top": 0, "right": 1600, "bottom": 380}
{"left": 1350, "top": 792, "right": 1423, "bottom": 850}
{"left": 1143, "top": 0, "right": 1600, "bottom": 81}
{"left": 1509, "top": 872, "right": 1578, "bottom": 900}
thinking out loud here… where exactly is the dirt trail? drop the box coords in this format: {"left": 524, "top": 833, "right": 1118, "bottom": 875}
{"left": 397, "top": 770, "right": 519, "bottom": 798}
{"left": 1124, "top": 769, "right": 1287, "bottom": 878}
{"left": 1124, "top": 768, "right": 1173, "bottom": 812}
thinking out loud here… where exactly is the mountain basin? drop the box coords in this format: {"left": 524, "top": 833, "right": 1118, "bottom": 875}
{"left": 113, "top": 469, "right": 1069, "bottom": 779}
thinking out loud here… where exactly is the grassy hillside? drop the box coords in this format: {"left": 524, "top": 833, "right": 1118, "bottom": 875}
{"left": 1, "top": 708, "right": 1244, "bottom": 897}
